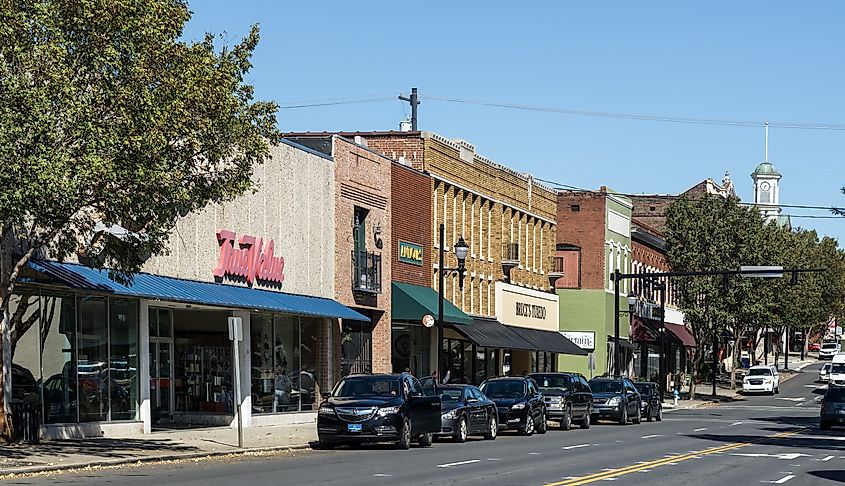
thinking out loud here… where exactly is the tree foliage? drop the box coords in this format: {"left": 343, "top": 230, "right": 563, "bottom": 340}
{"left": 0, "top": 0, "right": 279, "bottom": 440}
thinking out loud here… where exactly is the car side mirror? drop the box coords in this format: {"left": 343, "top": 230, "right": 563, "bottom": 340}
{"left": 321, "top": 392, "right": 331, "bottom": 400}
{"left": 466, "top": 397, "right": 478, "bottom": 404}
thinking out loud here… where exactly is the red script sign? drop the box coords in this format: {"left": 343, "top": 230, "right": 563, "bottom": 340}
{"left": 213, "top": 230, "right": 285, "bottom": 285}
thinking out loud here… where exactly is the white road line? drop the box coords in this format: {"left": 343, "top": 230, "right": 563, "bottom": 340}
{"left": 767, "top": 474, "right": 795, "bottom": 484}
{"left": 822, "top": 455, "right": 835, "bottom": 462}
{"left": 602, "top": 479, "right": 617, "bottom": 481}
{"left": 529, "top": 452, "right": 542, "bottom": 455}
{"left": 694, "top": 427, "right": 708, "bottom": 432}
{"left": 731, "top": 421, "right": 744, "bottom": 426}
{"left": 437, "top": 459, "right": 480, "bottom": 468}
{"left": 563, "top": 444, "right": 591, "bottom": 450}
{"left": 641, "top": 434, "right": 663, "bottom": 439}
{"left": 373, "top": 474, "right": 392, "bottom": 477}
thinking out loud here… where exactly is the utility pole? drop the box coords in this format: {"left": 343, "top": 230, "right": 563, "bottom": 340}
{"left": 398, "top": 88, "right": 420, "bottom": 131}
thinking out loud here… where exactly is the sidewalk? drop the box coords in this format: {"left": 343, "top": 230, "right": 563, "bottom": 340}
{"left": 0, "top": 423, "right": 317, "bottom": 478}
{"left": 662, "top": 355, "right": 817, "bottom": 412}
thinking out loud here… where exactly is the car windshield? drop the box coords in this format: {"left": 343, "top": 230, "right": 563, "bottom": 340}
{"left": 823, "top": 343, "right": 838, "bottom": 349}
{"left": 823, "top": 364, "right": 832, "bottom": 371}
{"left": 747, "top": 368, "right": 772, "bottom": 376}
{"left": 440, "top": 388, "right": 463, "bottom": 401}
{"left": 533, "top": 375, "right": 570, "bottom": 390}
{"left": 832, "top": 364, "right": 845, "bottom": 374}
{"left": 481, "top": 380, "right": 526, "bottom": 399}
{"left": 826, "top": 388, "right": 845, "bottom": 402}
{"left": 589, "top": 381, "right": 623, "bottom": 393}
{"left": 333, "top": 377, "right": 401, "bottom": 398}
{"left": 634, "top": 384, "right": 652, "bottom": 395}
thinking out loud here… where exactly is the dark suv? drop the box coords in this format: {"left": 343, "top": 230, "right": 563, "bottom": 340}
{"left": 589, "top": 377, "right": 642, "bottom": 425}
{"left": 316, "top": 373, "right": 441, "bottom": 449}
{"left": 530, "top": 372, "right": 592, "bottom": 430}
{"left": 633, "top": 382, "right": 662, "bottom": 422}
{"left": 820, "top": 385, "right": 845, "bottom": 430}
{"left": 480, "top": 376, "right": 547, "bottom": 436}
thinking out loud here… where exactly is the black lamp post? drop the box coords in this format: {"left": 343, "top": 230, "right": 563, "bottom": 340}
{"left": 437, "top": 224, "right": 468, "bottom": 383}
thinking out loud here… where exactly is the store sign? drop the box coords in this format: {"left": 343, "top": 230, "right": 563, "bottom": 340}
{"left": 562, "top": 331, "right": 595, "bottom": 351}
{"left": 495, "top": 282, "right": 559, "bottom": 332}
{"left": 213, "top": 229, "right": 285, "bottom": 286}
{"left": 398, "top": 240, "right": 424, "bottom": 266}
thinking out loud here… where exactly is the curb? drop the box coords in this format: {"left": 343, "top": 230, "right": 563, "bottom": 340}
{"left": 0, "top": 442, "right": 313, "bottom": 477}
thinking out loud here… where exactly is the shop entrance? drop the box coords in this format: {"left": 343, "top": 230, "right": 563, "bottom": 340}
{"left": 149, "top": 308, "right": 174, "bottom": 426}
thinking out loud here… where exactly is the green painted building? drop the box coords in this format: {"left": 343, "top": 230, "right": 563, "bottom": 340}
{"left": 553, "top": 189, "right": 633, "bottom": 377}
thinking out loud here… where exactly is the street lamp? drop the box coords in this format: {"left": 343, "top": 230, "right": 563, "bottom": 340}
{"left": 437, "top": 224, "right": 468, "bottom": 383}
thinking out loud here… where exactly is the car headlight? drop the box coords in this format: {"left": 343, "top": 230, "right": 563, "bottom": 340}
{"left": 377, "top": 406, "right": 401, "bottom": 416}
{"left": 318, "top": 404, "right": 334, "bottom": 415}
{"left": 442, "top": 409, "right": 458, "bottom": 420}
{"left": 511, "top": 402, "right": 527, "bottom": 410}
{"left": 608, "top": 397, "right": 621, "bottom": 406}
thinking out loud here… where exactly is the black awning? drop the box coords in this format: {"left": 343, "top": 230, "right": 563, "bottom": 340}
{"left": 452, "top": 318, "right": 532, "bottom": 351}
{"left": 609, "top": 336, "right": 636, "bottom": 351}
{"left": 510, "top": 327, "right": 588, "bottom": 356}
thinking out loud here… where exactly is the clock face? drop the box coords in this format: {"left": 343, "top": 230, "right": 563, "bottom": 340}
{"left": 760, "top": 181, "right": 771, "bottom": 191}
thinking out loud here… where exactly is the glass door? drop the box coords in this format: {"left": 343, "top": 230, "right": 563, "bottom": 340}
{"left": 149, "top": 309, "right": 174, "bottom": 426}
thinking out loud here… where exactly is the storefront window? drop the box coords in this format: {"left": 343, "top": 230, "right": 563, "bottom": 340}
{"left": 41, "top": 293, "right": 77, "bottom": 423}
{"left": 298, "top": 317, "right": 323, "bottom": 411}
{"left": 109, "top": 300, "right": 138, "bottom": 420}
{"left": 391, "top": 324, "right": 431, "bottom": 377}
{"left": 9, "top": 293, "right": 42, "bottom": 407}
{"left": 341, "top": 320, "right": 372, "bottom": 376}
{"left": 78, "top": 297, "right": 108, "bottom": 422}
{"left": 441, "top": 338, "right": 498, "bottom": 385}
{"left": 250, "top": 314, "right": 275, "bottom": 413}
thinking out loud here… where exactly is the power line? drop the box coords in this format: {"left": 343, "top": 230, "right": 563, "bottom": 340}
{"left": 280, "top": 94, "right": 396, "bottom": 109}
{"left": 423, "top": 95, "right": 845, "bottom": 131}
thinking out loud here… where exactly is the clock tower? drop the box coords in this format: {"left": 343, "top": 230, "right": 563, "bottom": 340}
{"left": 752, "top": 162, "right": 781, "bottom": 223}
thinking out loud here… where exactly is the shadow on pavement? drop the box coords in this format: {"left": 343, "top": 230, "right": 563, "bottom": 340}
{"left": 686, "top": 429, "right": 845, "bottom": 452}
{"left": 808, "top": 470, "right": 845, "bottom": 483}
{"left": 0, "top": 438, "right": 200, "bottom": 461}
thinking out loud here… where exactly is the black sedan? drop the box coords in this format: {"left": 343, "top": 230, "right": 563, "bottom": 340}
{"left": 633, "top": 382, "right": 662, "bottom": 422}
{"left": 820, "top": 385, "right": 845, "bottom": 430}
{"left": 437, "top": 385, "right": 498, "bottom": 442}
{"left": 589, "top": 377, "right": 642, "bottom": 425}
{"left": 317, "top": 373, "right": 441, "bottom": 449}
{"left": 480, "top": 376, "right": 547, "bottom": 436}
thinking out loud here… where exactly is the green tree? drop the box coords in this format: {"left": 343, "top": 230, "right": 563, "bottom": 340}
{"left": 0, "top": 0, "right": 279, "bottom": 440}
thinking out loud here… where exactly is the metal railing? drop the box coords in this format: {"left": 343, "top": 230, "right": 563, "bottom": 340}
{"left": 352, "top": 250, "right": 382, "bottom": 293}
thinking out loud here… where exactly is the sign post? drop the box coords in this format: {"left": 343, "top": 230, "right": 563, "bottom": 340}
{"left": 228, "top": 316, "right": 244, "bottom": 448}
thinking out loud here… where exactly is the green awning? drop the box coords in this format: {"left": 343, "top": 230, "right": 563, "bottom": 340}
{"left": 391, "top": 282, "right": 472, "bottom": 325}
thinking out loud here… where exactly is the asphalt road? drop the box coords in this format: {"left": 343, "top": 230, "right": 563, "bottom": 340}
{"left": 8, "top": 362, "right": 841, "bottom": 486}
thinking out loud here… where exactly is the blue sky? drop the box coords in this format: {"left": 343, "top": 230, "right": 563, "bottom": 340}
{"left": 183, "top": 1, "right": 845, "bottom": 242}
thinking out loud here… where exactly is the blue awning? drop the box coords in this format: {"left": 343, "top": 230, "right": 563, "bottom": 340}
{"left": 25, "top": 259, "right": 369, "bottom": 322}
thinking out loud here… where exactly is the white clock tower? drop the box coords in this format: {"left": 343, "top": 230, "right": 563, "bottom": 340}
{"left": 752, "top": 123, "right": 782, "bottom": 224}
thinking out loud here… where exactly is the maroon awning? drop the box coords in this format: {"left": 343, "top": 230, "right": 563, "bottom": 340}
{"left": 665, "top": 322, "right": 696, "bottom": 347}
{"left": 631, "top": 317, "right": 658, "bottom": 344}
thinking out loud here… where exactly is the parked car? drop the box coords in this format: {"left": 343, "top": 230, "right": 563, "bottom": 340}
{"left": 11, "top": 364, "right": 39, "bottom": 403}
{"left": 820, "top": 385, "right": 845, "bottom": 430}
{"left": 820, "top": 363, "right": 832, "bottom": 383}
{"left": 529, "top": 372, "right": 592, "bottom": 430}
{"left": 742, "top": 365, "right": 780, "bottom": 395}
{"left": 633, "top": 382, "right": 662, "bottom": 422}
{"left": 316, "top": 373, "right": 441, "bottom": 449}
{"left": 809, "top": 342, "right": 821, "bottom": 352}
{"left": 820, "top": 342, "right": 840, "bottom": 360}
{"left": 437, "top": 384, "right": 498, "bottom": 442}
{"left": 830, "top": 355, "right": 845, "bottom": 386}
{"left": 479, "top": 376, "right": 547, "bottom": 436}
{"left": 589, "top": 377, "right": 642, "bottom": 425}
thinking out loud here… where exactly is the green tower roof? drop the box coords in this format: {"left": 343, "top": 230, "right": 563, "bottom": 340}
{"left": 752, "top": 162, "right": 781, "bottom": 177}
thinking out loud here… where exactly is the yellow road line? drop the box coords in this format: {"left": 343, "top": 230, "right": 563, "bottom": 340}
{"left": 544, "top": 429, "right": 803, "bottom": 486}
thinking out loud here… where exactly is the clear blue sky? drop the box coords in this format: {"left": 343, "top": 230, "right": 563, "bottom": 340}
{"left": 183, "top": 1, "right": 845, "bottom": 242}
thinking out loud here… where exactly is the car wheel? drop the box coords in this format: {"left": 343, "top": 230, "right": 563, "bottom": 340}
{"left": 633, "top": 406, "right": 642, "bottom": 425}
{"left": 647, "top": 406, "right": 653, "bottom": 422}
{"left": 821, "top": 421, "right": 832, "bottom": 431}
{"left": 775, "top": 386, "right": 780, "bottom": 395}
{"left": 455, "top": 416, "right": 468, "bottom": 443}
{"left": 580, "top": 409, "right": 591, "bottom": 429}
{"left": 618, "top": 406, "right": 628, "bottom": 426}
{"left": 521, "top": 413, "right": 535, "bottom": 436}
{"left": 656, "top": 405, "right": 662, "bottom": 422}
{"left": 315, "top": 440, "right": 335, "bottom": 450}
{"left": 419, "top": 432, "right": 433, "bottom": 447}
{"left": 561, "top": 404, "right": 572, "bottom": 431}
{"left": 484, "top": 413, "right": 498, "bottom": 440}
{"left": 396, "top": 418, "right": 412, "bottom": 449}
{"left": 537, "top": 410, "right": 548, "bottom": 434}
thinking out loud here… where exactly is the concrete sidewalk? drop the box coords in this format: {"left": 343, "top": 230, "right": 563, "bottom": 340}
{"left": 0, "top": 423, "right": 317, "bottom": 477}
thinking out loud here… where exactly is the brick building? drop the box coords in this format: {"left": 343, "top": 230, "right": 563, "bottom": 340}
{"left": 555, "top": 188, "right": 634, "bottom": 377}
{"left": 352, "top": 130, "right": 584, "bottom": 381}
{"left": 284, "top": 135, "right": 393, "bottom": 375}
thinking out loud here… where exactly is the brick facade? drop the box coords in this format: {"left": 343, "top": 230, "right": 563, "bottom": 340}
{"left": 391, "top": 162, "right": 433, "bottom": 286}
{"left": 555, "top": 191, "right": 607, "bottom": 290}
{"left": 354, "top": 131, "right": 557, "bottom": 318}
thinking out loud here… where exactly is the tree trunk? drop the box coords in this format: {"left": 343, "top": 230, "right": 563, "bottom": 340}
{"left": 729, "top": 336, "right": 743, "bottom": 391}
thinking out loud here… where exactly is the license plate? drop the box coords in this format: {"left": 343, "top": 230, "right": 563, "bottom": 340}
{"left": 347, "top": 423, "right": 363, "bottom": 432}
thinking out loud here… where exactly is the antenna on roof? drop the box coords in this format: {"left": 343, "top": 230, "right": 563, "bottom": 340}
{"left": 398, "top": 88, "right": 419, "bottom": 131}
{"left": 764, "top": 121, "right": 769, "bottom": 163}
